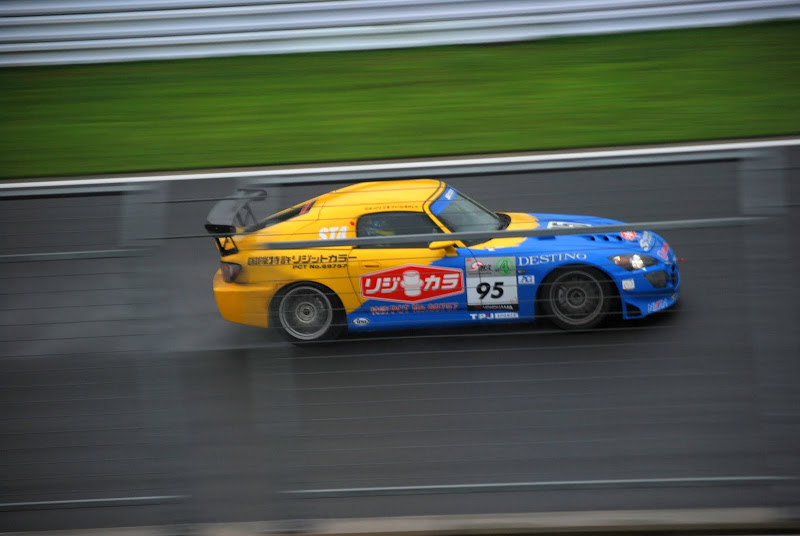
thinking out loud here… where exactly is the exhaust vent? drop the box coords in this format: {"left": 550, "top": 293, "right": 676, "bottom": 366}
{"left": 585, "top": 235, "right": 623, "bottom": 242}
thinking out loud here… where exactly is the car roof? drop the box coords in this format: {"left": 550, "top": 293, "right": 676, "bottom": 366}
{"left": 318, "top": 179, "right": 445, "bottom": 213}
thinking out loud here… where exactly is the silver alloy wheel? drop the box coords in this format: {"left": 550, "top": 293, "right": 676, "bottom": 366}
{"left": 547, "top": 269, "right": 605, "bottom": 328}
{"left": 278, "top": 285, "right": 334, "bottom": 341}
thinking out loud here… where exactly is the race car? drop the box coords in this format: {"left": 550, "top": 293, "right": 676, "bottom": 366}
{"left": 205, "top": 179, "right": 680, "bottom": 342}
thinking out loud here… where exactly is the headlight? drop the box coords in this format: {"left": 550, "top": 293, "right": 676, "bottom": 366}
{"left": 609, "top": 254, "right": 658, "bottom": 271}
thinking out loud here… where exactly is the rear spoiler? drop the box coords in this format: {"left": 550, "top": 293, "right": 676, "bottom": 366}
{"left": 205, "top": 188, "right": 268, "bottom": 256}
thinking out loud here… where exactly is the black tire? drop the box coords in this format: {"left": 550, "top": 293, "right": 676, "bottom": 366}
{"left": 541, "top": 267, "right": 614, "bottom": 330}
{"left": 272, "top": 283, "right": 344, "bottom": 343}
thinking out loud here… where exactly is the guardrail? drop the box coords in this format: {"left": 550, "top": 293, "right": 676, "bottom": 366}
{"left": 258, "top": 217, "right": 767, "bottom": 250}
{"left": 2, "top": 0, "right": 799, "bottom": 66}
{"left": 0, "top": 185, "right": 152, "bottom": 262}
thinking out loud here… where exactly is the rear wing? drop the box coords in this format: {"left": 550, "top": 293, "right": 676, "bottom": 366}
{"left": 205, "top": 188, "right": 268, "bottom": 256}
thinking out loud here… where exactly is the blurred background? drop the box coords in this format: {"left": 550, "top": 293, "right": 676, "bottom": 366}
{"left": 1, "top": 1, "right": 799, "bottom": 534}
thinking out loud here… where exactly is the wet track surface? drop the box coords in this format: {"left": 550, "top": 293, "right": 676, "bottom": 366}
{"left": 1, "top": 149, "right": 799, "bottom": 530}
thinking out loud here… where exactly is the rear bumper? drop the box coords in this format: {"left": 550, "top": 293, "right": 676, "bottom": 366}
{"left": 212, "top": 270, "right": 278, "bottom": 328}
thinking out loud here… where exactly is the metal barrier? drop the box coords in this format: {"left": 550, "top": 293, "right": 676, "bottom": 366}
{"left": 2, "top": 0, "right": 799, "bottom": 66}
{"left": 1, "top": 142, "right": 798, "bottom": 531}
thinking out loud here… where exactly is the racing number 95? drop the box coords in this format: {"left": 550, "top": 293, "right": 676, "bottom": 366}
{"left": 476, "top": 281, "right": 504, "bottom": 299}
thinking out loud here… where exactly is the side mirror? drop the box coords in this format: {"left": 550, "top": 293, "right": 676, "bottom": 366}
{"left": 428, "top": 240, "right": 458, "bottom": 256}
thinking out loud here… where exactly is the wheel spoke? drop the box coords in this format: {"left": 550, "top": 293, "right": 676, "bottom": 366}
{"left": 547, "top": 269, "right": 606, "bottom": 328}
{"left": 279, "top": 286, "right": 334, "bottom": 341}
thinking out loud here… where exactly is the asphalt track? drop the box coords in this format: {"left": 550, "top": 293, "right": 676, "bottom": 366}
{"left": 1, "top": 144, "right": 798, "bottom": 532}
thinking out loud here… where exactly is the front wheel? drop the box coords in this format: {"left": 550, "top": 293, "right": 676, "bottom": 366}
{"left": 273, "top": 284, "right": 344, "bottom": 343}
{"left": 541, "top": 267, "right": 613, "bottom": 330}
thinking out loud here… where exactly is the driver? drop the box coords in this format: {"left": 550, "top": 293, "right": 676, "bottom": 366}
{"left": 366, "top": 216, "right": 396, "bottom": 237}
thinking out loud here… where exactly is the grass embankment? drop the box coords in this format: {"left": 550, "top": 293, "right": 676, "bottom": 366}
{"left": 1, "top": 21, "right": 798, "bottom": 178}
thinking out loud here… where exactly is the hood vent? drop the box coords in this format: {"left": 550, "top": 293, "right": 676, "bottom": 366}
{"left": 585, "top": 234, "right": 624, "bottom": 242}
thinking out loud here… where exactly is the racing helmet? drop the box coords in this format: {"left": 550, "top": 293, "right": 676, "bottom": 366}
{"left": 366, "top": 215, "right": 395, "bottom": 236}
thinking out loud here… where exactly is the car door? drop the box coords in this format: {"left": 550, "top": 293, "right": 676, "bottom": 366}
{"left": 346, "top": 211, "right": 471, "bottom": 329}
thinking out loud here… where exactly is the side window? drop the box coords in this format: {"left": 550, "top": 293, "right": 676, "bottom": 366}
{"left": 356, "top": 211, "right": 442, "bottom": 248}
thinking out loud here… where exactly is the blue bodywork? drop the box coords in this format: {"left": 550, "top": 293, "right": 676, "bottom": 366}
{"left": 346, "top": 193, "right": 680, "bottom": 332}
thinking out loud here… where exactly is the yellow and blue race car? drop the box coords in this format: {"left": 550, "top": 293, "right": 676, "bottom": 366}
{"left": 205, "top": 179, "right": 680, "bottom": 342}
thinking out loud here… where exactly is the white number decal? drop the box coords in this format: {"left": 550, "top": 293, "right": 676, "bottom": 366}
{"left": 466, "top": 256, "right": 519, "bottom": 311}
{"left": 319, "top": 226, "right": 348, "bottom": 240}
{"left": 476, "top": 281, "right": 504, "bottom": 299}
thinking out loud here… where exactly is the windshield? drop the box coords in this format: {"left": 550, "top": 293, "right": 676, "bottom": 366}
{"left": 430, "top": 186, "right": 503, "bottom": 234}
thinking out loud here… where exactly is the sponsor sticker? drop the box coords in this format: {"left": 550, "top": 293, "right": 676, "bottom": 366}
{"left": 620, "top": 231, "right": 639, "bottom": 241}
{"left": 361, "top": 264, "right": 463, "bottom": 303}
{"left": 248, "top": 253, "right": 347, "bottom": 268}
{"left": 469, "top": 259, "right": 485, "bottom": 271}
{"left": 365, "top": 203, "right": 418, "bottom": 211}
{"left": 351, "top": 317, "right": 370, "bottom": 326}
{"left": 469, "top": 312, "right": 519, "bottom": 320}
{"left": 467, "top": 257, "right": 514, "bottom": 276}
{"left": 646, "top": 298, "right": 674, "bottom": 313}
{"left": 518, "top": 275, "right": 536, "bottom": 285}
{"left": 546, "top": 221, "right": 592, "bottom": 229}
{"left": 480, "top": 304, "right": 516, "bottom": 310}
{"left": 369, "top": 302, "right": 459, "bottom": 314}
{"left": 622, "top": 278, "right": 635, "bottom": 291}
{"left": 639, "top": 231, "right": 655, "bottom": 251}
{"left": 657, "top": 242, "right": 671, "bottom": 261}
{"left": 517, "top": 252, "right": 587, "bottom": 266}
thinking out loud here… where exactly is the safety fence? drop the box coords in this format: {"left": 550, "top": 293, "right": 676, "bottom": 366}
{"left": 1, "top": 141, "right": 799, "bottom": 532}
{"left": 2, "top": 0, "right": 800, "bottom": 66}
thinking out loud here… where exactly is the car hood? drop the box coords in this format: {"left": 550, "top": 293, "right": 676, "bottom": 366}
{"left": 526, "top": 212, "right": 624, "bottom": 228}
{"left": 472, "top": 212, "right": 660, "bottom": 254}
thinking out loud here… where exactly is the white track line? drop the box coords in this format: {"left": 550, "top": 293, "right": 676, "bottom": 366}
{"left": 0, "top": 495, "right": 187, "bottom": 510}
{"left": 2, "top": 138, "right": 799, "bottom": 189}
{"left": 287, "top": 475, "right": 795, "bottom": 496}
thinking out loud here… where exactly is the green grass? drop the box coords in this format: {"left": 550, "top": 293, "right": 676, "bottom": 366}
{"left": 1, "top": 21, "right": 799, "bottom": 178}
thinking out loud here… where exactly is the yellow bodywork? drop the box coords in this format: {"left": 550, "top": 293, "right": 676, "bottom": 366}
{"left": 211, "top": 179, "right": 539, "bottom": 328}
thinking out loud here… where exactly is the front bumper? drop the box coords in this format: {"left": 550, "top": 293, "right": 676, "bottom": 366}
{"left": 617, "top": 261, "right": 681, "bottom": 319}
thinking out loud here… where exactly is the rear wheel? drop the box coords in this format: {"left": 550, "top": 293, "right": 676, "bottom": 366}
{"left": 273, "top": 283, "right": 344, "bottom": 343}
{"left": 542, "top": 267, "right": 613, "bottom": 330}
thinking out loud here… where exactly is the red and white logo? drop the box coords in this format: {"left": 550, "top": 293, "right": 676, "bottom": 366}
{"left": 360, "top": 264, "right": 464, "bottom": 303}
{"left": 620, "top": 231, "right": 639, "bottom": 241}
{"left": 469, "top": 260, "right": 485, "bottom": 271}
{"left": 657, "top": 241, "right": 671, "bottom": 261}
